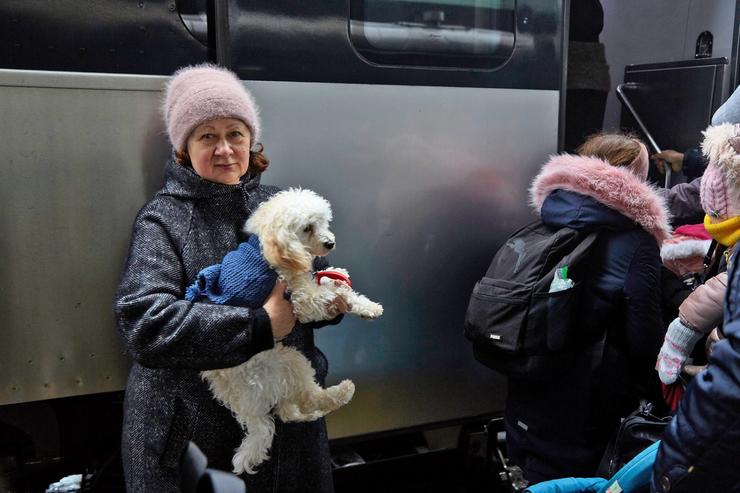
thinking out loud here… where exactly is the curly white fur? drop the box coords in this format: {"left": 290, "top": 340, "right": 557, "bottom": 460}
{"left": 246, "top": 188, "right": 384, "bottom": 324}
{"left": 202, "top": 188, "right": 382, "bottom": 475}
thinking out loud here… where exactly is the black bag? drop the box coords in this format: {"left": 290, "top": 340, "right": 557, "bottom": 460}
{"left": 596, "top": 401, "right": 672, "bottom": 478}
{"left": 464, "top": 220, "right": 599, "bottom": 379}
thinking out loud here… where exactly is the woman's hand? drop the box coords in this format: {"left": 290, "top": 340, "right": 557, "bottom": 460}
{"left": 327, "top": 294, "right": 350, "bottom": 318}
{"left": 263, "top": 281, "right": 296, "bottom": 340}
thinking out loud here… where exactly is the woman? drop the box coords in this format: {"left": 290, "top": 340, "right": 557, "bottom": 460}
{"left": 114, "top": 64, "right": 339, "bottom": 492}
{"left": 505, "top": 133, "right": 671, "bottom": 483}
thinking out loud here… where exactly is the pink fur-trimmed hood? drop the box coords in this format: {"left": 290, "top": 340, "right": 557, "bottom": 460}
{"left": 530, "top": 154, "right": 672, "bottom": 245}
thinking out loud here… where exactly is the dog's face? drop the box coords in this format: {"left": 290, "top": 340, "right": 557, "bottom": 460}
{"left": 298, "top": 212, "right": 335, "bottom": 258}
{"left": 246, "top": 188, "right": 335, "bottom": 273}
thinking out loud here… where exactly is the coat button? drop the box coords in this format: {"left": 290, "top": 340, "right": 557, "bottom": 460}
{"left": 660, "top": 475, "right": 671, "bottom": 491}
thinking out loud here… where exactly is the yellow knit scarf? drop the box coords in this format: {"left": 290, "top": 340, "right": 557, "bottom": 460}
{"left": 704, "top": 214, "right": 740, "bottom": 247}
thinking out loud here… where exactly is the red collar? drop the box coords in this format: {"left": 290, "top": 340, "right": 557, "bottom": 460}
{"left": 315, "top": 270, "right": 352, "bottom": 287}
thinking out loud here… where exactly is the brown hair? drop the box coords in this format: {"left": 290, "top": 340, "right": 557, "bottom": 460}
{"left": 175, "top": 142, "right": 270, "bottom": 174}
{"left": 576, "top": 133, "right": 644, "bottom": 168}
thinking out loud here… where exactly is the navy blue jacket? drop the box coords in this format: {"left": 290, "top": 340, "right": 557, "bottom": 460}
{"left": 506, "top": 190, "right": 664, "bottom": 483}
{"left": 652, "top": 252, "right": 740, "bottom": 492}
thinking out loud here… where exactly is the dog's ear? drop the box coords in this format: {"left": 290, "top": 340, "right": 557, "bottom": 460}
{"left": 262, "top": 231, "right": 314, "bottom": 273}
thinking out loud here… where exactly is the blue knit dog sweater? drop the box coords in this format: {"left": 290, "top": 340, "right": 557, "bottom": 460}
{"left": 185, "top": 234, "right": 277, "bottom": 308}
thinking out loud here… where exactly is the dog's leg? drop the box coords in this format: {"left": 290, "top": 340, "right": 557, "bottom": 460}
{"left": 296, "top": 379, "right": 356, "bottom": 416}
{"left": 339, "top": 288, "right": 384, "bottom": 319}
{"left": 275, "top": 346, "right": 355, "bottom": 422}
{"left": 232, "top": 414, "right": 275, "bottom": 475}
{"left": 275, "top": 402, "right": 324, "bottom": 423}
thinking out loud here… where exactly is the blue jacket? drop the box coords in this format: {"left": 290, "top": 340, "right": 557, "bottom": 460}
{"left": 506, "top": 190, "right": 665, "bottom": 482}
{"left": 652, "top": 252, "right": 740, "bottom": 492}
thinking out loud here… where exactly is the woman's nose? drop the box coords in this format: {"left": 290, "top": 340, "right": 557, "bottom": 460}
{"left": 214, "top": 139, "right": 234, "bottom": 156}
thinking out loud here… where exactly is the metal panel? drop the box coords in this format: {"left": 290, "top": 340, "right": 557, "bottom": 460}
{"left": 227, "top": 0, "right": 565, "bottom": 90}
{"left": 0, "top": 0, "right": 208, "bottom": 75}
{"left": 0, "top": 70, "right": 559, "bottom": 439}
{"left": 0, "top": 70, "right": 170, "bottom": 405}
{"left": 241, "top": 81, "right": 559, "bottom": 437}
{"left": 619, "top": 58, "right": 729, "bottom": 184}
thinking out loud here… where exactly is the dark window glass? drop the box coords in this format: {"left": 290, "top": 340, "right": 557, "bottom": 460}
{"left": 349, "top": 0, "right": 516, "bottom": 69}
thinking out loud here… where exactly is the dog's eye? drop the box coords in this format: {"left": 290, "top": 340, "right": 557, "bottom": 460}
{"left": 303, "top": 224, "right": 314, "bottom": 234}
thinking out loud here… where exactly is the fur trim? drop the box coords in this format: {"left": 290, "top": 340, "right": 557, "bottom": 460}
{"left": 530, "top": 154, "right": 672, "bottom": 244}
{"left": 701, "top": 123, "right": 740, "bottom": 182}
{"left": 661, "top": 239, "right": 712, "bottom": 261}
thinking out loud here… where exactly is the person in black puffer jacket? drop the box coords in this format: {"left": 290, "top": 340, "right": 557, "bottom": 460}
{"left": 114, "top": 64, "right": 343, "bottom": 493}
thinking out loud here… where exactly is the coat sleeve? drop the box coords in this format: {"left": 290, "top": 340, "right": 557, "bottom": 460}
{"left": 681, "top": 147, "right": 709, "bottom": 181}
{"left": 657, "top": 178, "right": 704, "bottom": 227}
{"left": 653, "top": 257, "right": 740, "bottom": 491}
{"left": 114, "top": 204, "right": 274, "bottom": 370}
{"left": 678, "top": 272, "right": 727, "bottom": 333}
{"left": 623, "top": 235, "right": 664, "bottom": 362}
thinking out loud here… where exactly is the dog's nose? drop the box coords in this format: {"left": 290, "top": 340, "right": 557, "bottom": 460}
{"left": 323, "top": 241, "right": 335, "bottom": 250}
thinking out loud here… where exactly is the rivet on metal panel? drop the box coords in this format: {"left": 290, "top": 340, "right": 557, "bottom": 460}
{"left": 138, "top": 1, "right": 144, "bottom": 7}
{"left": 59, "top": 355, "right": 65, "bottom": 361}
{"left": 11, "top": 386, "right": 18, "bottom": 391}
{"left": 76, "top": 379, "right": 83, "bottom": 386}
{"left": 105, "top": 376, "right": 112, "bottom": 381}
{"left": 43, "top": 383, "right": 50, "bottom": 388}
{"left": 27, "top": 359, "right": 33, "bottom": 365}
{"left": 90, "top": 353, "right": 96, "bottom": 358}
{"left": 168, "top": 2, "right": 176, "bottom": 11}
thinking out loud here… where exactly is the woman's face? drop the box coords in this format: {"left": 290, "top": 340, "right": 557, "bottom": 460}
{"left": 185, "top": 118, "right": 251, "bottom": 185}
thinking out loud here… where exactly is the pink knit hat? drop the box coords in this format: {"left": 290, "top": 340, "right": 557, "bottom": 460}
{"left": 163, "top": 63, "right": 261, "bottom": 152}
{"left": 699, "top": 123, "right": 740, "bottom": 219}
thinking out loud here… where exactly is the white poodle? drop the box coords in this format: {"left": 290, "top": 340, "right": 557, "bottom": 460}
{"left": 201, "top": 188, "right": 383, "bottom": 475}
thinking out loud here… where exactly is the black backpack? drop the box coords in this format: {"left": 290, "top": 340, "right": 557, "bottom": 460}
{"left": 464, "top": 220, "right": 599, "bottom": 379}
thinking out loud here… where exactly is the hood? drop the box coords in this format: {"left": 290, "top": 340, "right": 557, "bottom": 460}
{"left": 530, "top": 154, "right": 672, "bottom": 245}
{"left": 540, "top": 190, "right": 640, "bottom": 234}
{"left": 158, "top": 154, "right": 262, "bottom": 200}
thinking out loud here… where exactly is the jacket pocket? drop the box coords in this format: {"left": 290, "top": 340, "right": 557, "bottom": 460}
{"left": 159, "top": 398, "right": 199, "bottom": 470}
{"left": 464, "top": 277, "right": 529, "bottom": 352}
{"left": 546, "top": 282, "right": 582, "bottom": 351}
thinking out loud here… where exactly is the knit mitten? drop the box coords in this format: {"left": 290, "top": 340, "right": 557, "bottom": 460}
{"left": 656, "top": 318, "right": 704, "bottom": 385}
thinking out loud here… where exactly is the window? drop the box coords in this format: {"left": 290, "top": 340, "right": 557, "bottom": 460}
{"left": 349, "top": 0, "right": 516, "bottom": 70}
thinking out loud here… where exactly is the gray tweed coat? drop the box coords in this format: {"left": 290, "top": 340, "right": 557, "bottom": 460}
{"left": 114, "top": 158, "right": 334, "bottom": 493}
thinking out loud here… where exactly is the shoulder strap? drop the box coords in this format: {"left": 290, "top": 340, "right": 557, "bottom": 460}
{"left": 559, "top": 230, "right": 600, "bottom": 269}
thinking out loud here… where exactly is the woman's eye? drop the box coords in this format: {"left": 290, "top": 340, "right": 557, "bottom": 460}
{"left": 199, "top": 133, "right": 214, "bottom": 140}
{"left": 230, "top": 131, "right": 244, "bottom": 138}
{"left": 303, "top": 225, "right": 314, "bottom": 234}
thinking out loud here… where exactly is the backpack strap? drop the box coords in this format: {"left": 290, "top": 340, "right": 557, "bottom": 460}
{"left": 557, "top": 230, "right": 600, "bottom": 270}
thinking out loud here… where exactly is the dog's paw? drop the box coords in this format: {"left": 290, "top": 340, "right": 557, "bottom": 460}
{"left": 332, "top": 379, "right": 355, "bottom": 405}
{"left": 359, "top": 302, "right": 384, "bottom": 319}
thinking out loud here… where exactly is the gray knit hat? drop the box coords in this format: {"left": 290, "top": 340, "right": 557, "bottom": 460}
{"left": 712, "top": 85, "right": 740, "bottom": 126}
{"left": 163, "top": 63, "right": 261, "bottom": 152}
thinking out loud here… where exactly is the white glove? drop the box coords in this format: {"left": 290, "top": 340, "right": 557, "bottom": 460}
{"left": 656, "top": 318, "right": 704, "bottom": 385}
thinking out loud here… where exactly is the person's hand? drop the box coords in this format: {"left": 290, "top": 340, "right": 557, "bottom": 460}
{"left": 263, "top": 281, "right": 296, "bottom": 340}
{"left": 326, "top": 280, "right": 350, "bottom": 318}
{"left": 656, "top": 318, "right": 703, "bottom": 385}
{"left": 652, "top": 150, "right": 684, "bottom": 174}
{"left": 705, "top": 327, "right": 723, "bottom": 357}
